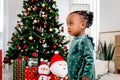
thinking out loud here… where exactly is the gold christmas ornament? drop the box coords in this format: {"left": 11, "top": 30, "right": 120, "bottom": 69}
{"left": 44, "top": 49, "right": 46, "bottom": 51}
{"left": 52, "top": 35, "right": 54, "bottom": 37}
{"left": 20, "top": 37, "right": 23, "bottom": 40}
{"left": 44, "top": 14, "right": 48, "bottom": 18}
{"left": 42, "top": 3, "right": 45, "bottom": 7}
{"left": 28, "top": 7, "right": 31, "bottom": 11}
{"left": 33, "top": 26, "right": 35, "bottom": 29}
{"left": 47, "top": 51, "right": 50, "bottom": 53}
{"left": 29, "top": 36, "right": 33, "bottom": 40}
{"left": 33, "top": 19, "right": 37, "bottom": 23}
{"left": 21, "top": 50, "right": 24, "bottom": 52}
{"left": 10, "top": 60, "right": 14, "bottom": 63}
{"left": 31, "top": 46, "right": 34, "bottom": 49}
{"left": 23, "top": 41, "right": 26, "bottom": 43}
{"left": 49, "top": 28, "right": 53, "bottom": 32}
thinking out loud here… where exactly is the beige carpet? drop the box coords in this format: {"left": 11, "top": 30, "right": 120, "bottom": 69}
{"left": 99, "top": 73, "right": 120, "bottom": 80}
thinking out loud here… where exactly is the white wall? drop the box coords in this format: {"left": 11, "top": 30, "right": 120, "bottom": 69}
{"left": 56, "top": 0, "right": 70, "bottom": 39}
{"left": 100, "top": 0, "right": 120, "bottom": 32}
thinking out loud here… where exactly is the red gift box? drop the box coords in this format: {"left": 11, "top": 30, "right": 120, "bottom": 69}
{"left": 24, "top": 66, "right": 38, "bottom": 80}
{"left": 0, "top": 50, "right": 2, "bottom": 80}
{"left": 13, "top": 58, "right": 25, "bottom": 80}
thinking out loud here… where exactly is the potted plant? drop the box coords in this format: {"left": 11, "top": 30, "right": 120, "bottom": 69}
{"left": 98, "top": 41, "right": 115, "bottom": 73}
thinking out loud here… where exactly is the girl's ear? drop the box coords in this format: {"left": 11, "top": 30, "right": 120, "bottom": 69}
{"left": 81, "top": 21, "right": 86, "bottom": 29}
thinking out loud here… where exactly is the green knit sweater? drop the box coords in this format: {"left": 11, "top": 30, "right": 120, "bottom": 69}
{"left": 67, "top": 34, "right": 95, "bottom": 80}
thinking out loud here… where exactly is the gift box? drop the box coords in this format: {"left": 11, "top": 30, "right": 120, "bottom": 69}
{"left": 13, "top": 58, "right": 25, "bottom": 80}
{"left": 28, "top": 58, "right": 38, "bottom": 67}
{"left": 0, "top": 50, "right": 2, "bottom": 80}
{"left": 13, "top": 57, "right": 39, "bottom": 80}
{"left": 24, "top": 66, "right": 38, "bottom": 80}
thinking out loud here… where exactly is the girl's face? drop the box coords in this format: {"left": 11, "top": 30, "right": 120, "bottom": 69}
{"left": 66, "top": 13, "right": 86, "bottom": 36}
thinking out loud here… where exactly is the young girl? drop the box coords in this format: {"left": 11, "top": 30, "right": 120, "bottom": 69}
{"left": 66, "top": 10, "right": 95, "bottom": 80}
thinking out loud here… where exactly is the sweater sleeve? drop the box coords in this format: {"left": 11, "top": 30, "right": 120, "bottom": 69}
{"left": 82, "top": 38, "right": 94, "bottom": 79}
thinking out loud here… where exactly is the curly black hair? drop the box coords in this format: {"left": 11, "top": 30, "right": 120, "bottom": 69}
{"left": 69, "top": 10, "right": 93, "bottom": 28}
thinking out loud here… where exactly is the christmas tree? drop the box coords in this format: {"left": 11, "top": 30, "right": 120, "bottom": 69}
{"left": 4, "top": 0, "right": 69, "bottom": 64}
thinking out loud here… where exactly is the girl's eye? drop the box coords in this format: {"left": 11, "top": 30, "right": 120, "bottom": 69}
{"left": 70, "top": 23, "right": 73, "bottom": 26}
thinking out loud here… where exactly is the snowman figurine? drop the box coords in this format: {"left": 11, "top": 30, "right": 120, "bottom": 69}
{"left": 49, "top": 51, "right": 68, "bottom": 80}
{"left": 37, "top": 59, "right": 50, "bottom": 80}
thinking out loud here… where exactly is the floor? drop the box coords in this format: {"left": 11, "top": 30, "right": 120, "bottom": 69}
{"left": 2, "top": 64, "right": 120, "bottom": 80}
{"left": 98, "top": 73, "right": 120, "bottom": 80}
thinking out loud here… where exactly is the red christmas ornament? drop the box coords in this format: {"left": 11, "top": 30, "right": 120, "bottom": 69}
{"left": 24, "top": 11, "right": 29, "bottom": 16}
{"left": 64, "top": 46, "right": 67, "bottom": 50}
{"left": 58, "top": 34, "right": 61, "bottom": 38}
{"left": 25, "top": 49, "right": 28, "bottom": 52}
{"left": 33, "top": 6, "right": 38, "bottom": 11}
{"left": 46, "top": 7, "right": 49, "bottom": 11}
{"left": 53, "top": 44, "right": 57, "bottom": 49}
{"left": 32, "top": 52, "right": 38, "bottom": 57}
{"left": 31, "top": 0, "right": 34, "bottom": 2}
{"left": 37, "top": 20, "right": 40, "bottom": 24}
{"left": 3, "top": 57, "right": 10, "bottom": 63}
{"left": 52, "top": 0, "right": 54, "bottom": 2}
{"left": 16, "top": 44, "right": 20, "bottom": 49}
{"left": 61, "top": 26, "right": 64, "bottom": 32}
{"left": 16, "top": 24, "right": 20, "bottom": 28}
{"left": 52, "top": 23, "right": 55, "bottom": 27}
{"left": 24, "top": 56, "right": 28, "bottom": 60}
{"left": 44, "top": 21, "right": 47, "bottom": 25}
{"left": 23, "top": 44, "right": 27, "bottom": 48}
{"left": 13, "top": 36, "right": 17, "bottom": 41}
{"left": 37, "top": 28, "right": 41, "bottom": 32}
{"left": 56, "top": 16, "right": 59, "bottom": 20}
{"left": 44, "top": 21, "right": 47, "bottom": 29}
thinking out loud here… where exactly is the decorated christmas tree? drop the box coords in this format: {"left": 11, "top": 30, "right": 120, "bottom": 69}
{"left": 4, "top": 0, "right": 69, "bottom": 64}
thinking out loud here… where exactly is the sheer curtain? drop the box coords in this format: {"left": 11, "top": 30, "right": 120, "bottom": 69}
{"left": 0, "top": 0, "right": 3, "bottom": 49}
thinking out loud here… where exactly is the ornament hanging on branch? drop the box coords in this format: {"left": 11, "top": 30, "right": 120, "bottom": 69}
{"left": 31, "top": 0, "right": 34, "bottom": 3}
{"left": 24, "top": 11, "right": 29, "bottom": 16}
{"left": 58, "top": 34, "right": 61, "bottom": 39}
{"left": 51, "top": 23, "right": 55, "bottom": 27}
{"left": 33, "top": 19, "right": 38, "bottom": 24}
{"left": 16, "top": 44, "right": 21, "bottom": 49}
{"left": 3, "top": 57, "right": 10, "bottom": 63}
{"left": 13, "top": 36, "right": 17, "bottom": 41}
{"left": 29, "top": 36, "right": 33, "bottom": 40}
{"left": 44, "top": 21, "right": 47, "bottom": 29}
{"left": 39, "top": 11, "right": 42, "bottom": 17}
{"left": 49, "top": 28, "right": 53, "bottom": 32}
{"left": 44, "top": 14, "right": 48, "bottom": 18}
{"left": 41, "top": 3, "right": 45, "bottom": 7}
{"left": 16, "top": 24, "right": 21, "bottom": 28}
{"left": 23, "top": 44, "right": 27, "bottom": 49}
{"left": 27, "top": 7, "right": 31, "bottom": 11}
{"left": 32, "top": 52, "right": 38, "bottom": 57}
{"left": 61, "top": 26, "right": 64, "bottom": 32}
{"left": 24, "top": 26, "right": 28, "bottom": 29}
{"left": 46, "top": 7, "right": 49, "bottom": 11}
{"left": 33, "top": 6, "right": 38, "bottom": 11}
{"left": 37, "top": 27, "right": 42, "bottom": 32}
{"left": 64, "top": 46, "right": 67, "bottom": 50}
{"left": 53, "top": 44, "right": 57, "bottom": 49}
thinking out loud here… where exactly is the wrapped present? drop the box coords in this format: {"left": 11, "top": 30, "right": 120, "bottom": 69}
{"left": 0, "top": 50, "right": 1, "bottom": 78}
{"left": 13, "top": 58, "right": 25, "bottom": 80}
{"left": 28, "top": 58, "right": 38, "bottom": 67}
{"left": 24, "top": 66, "right": 38, "bottom": 80}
